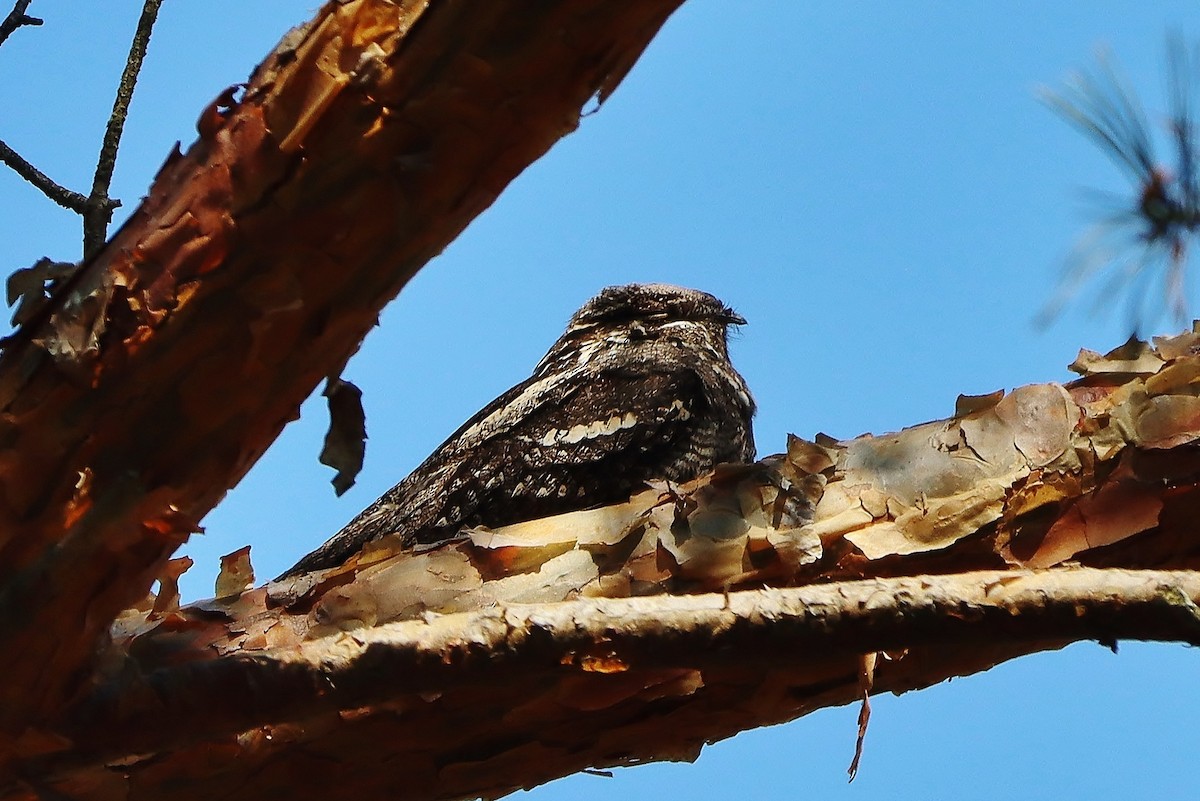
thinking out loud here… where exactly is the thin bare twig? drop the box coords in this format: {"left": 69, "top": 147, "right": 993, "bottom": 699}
{"left": 83, "top": 0, "right": 162, "bottom": 259}
{"left": 0, "top": 139, "right": 87, "bottom": 212}
{"left": 0, "top": 3, "right": 83, "bottom": 220}
{"left": 0, "top": 0, "right": 41, "bottom": 49}
{"left": 0, "top": 0, "right": 160, "bottom": 264}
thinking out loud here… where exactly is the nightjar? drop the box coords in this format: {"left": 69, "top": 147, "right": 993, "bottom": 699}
{"left": 282, "top": 283, "right": 755, "bottom": 576}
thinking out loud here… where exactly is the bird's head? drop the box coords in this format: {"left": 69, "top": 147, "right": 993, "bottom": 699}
{"left": 535, "top": 283, "right": 746, "bottom": 377}
{"left": 566, "top": 283, "right": 746, "bottom": 331}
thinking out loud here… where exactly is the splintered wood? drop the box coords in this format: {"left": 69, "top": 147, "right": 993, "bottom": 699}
{"left": 20, "top": 327, "right": 1200, "bottom": 801}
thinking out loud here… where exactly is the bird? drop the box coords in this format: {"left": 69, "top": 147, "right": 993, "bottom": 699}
{"left": 281, "top": 283, "right": 756, "bottom": 577}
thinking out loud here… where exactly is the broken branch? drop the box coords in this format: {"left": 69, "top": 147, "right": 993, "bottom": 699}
{"left": 0, "top": 0, "right": 40, "bottom": 48}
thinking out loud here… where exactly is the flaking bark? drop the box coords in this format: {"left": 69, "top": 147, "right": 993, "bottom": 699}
{"left": 0, "top": 0, "right": 684, "bottom": 738}
{"left": 4, "top": 3, "right": 1200, "bottom": 800}
{"left": 7, "top": 330, "right": 1200, "bottom": 801}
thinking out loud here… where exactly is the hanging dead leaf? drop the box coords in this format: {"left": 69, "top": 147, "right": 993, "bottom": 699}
{"left": 847, "top": 652, "right": 877, "bottom": 782}
{"left": 320, "top": 377, "right": 367, "bottom": 496}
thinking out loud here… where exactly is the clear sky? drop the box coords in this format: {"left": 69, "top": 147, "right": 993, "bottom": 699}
{"left": 1, "top": 2, "right": 1198, "bottom": 799}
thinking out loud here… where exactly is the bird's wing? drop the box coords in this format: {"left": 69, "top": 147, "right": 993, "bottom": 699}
{"left": 280, "top": 365, "right": 709, "bottom": 576}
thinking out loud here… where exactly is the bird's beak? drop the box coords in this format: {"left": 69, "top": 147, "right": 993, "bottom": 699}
{"left": 724, "top": 309, "right": 747, "bottom": 326}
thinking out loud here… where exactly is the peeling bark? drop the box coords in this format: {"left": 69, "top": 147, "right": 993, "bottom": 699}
{"left": 5, "top": 331, "right": 1200, "bottom": 801}
{"left": 4, "top": 2, "right": 1200, "bottom": 800}
{"left": 0, "top": 0, "right": 684, "bottom": 736}
{"left": 13, "top": 570, "right": 1197, "bottom": 801}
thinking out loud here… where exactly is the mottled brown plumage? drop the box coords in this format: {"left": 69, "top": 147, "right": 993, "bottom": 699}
{"left": 282, "top": 283, "right": 755, "bottom": 577}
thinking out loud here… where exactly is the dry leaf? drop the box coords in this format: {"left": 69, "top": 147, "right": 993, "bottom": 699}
{"left": 320, "top": 377, "right": 367, "bottom": 496}
{"left": 847, "top": 652, "right": 876, "bottom": 782}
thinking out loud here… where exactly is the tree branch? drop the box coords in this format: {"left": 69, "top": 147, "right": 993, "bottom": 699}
{"left": 82, "top": 0, "right": 162, "bottom": 258}
{"left": 0, "top": 138, "right": 87, "bottom": 212}
{"left": 0, "top": 0, "right": 685, "bottom": 738}
{"left": 6, "top": 5, "right": 1198, "bottom": 799}
{"left": 7, "top": 329, "right": 1200, "bottom": 801}
{"left": 16, "top": 569, "right": 1200, "bottom": 801}
{"left": 82, "top": 569, "right": 1200, "bottom": 750}
{"left": 0, "top": 0, "right": 40, "bottom": 48}
{"left": 0, "top": 2, "right": 90, "bottom": 219}
{"left": 0, "top": 0, "right": 166, "bottom": 261}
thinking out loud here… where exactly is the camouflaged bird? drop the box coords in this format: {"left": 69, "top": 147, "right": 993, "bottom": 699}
{"left": 282, "top": 283, "right": 756, "bottom": 576}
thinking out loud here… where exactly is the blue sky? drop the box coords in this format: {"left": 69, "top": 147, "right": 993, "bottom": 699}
{"left": 1, "top": 2, "right": 1198, "bottom": 798}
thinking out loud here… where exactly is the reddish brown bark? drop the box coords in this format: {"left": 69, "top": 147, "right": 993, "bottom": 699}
{"left": 4, "top": 4, "right": 1200, "bottom": 801}
{"left": 4, "top": 331, "right": 1200, "bottom": 801}
{"left": 0, "top": 0, "right": 683, "bottom": 740}
{"left": 20, "top": 570, "right": 1199, "bottom": 801}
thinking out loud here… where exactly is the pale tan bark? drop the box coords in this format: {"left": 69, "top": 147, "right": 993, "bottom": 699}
{"left": 0, "top": 0, "right": 683, "bottom": 738}
{"left": 4, "top": 2, "right": 1200, "bottom": 800}
{"left": 17, "top": 569, "right": 1199, "bottom": 801}
{"left": 6, "top": 331, "right": 1200, "bottom": 801}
